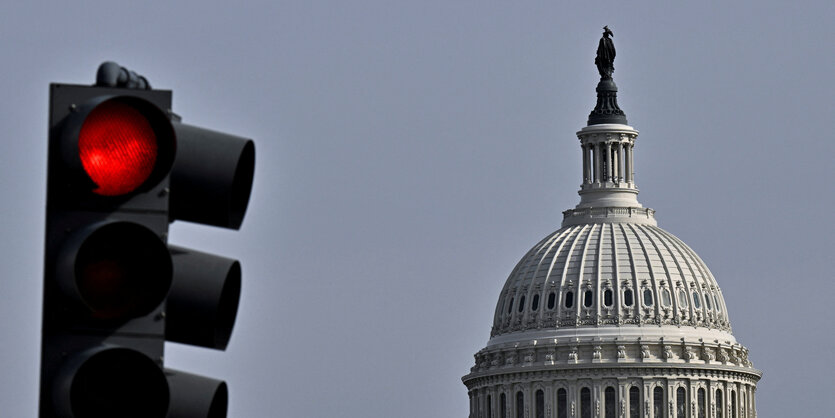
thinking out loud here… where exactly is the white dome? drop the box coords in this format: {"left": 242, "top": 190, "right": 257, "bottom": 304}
{"left": 490, "top": 222, "right": 732, "bottom": 345}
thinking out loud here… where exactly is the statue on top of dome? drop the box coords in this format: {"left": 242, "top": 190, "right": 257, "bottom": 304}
{"left": 595, "top": 26, "right": 616, "bottom": 78}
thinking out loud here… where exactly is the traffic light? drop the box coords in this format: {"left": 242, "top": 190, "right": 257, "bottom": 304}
{"left": 40, "top": 62, "right": 254, "bottom": 418}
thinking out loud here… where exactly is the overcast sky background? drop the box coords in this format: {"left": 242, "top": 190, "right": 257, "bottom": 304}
{"left": 1, "top": 1, "right": 833, "bottom": 417}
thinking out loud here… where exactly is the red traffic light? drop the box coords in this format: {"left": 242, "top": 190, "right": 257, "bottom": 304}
{"left": 60, "top": 96, "right": 175, "bottom": 197}
{"left": 42, "top": 82, "right": 177, "bottom": 418}
{"left": 43, "top": 78, "right": 250, "bottom": 418}
{"left": 78, "top": 100, "right": 159, "bottom": 196}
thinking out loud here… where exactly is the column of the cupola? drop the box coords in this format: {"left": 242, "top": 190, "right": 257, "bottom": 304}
{"left": 582, "top": 144, "right": 591, "bottom": 184}
{"left": 593, "top": 143, "right": 602, "bottom": 184}
{"left": 615, "top": 142, "right": 623, "bottom": 182}
{"left": 604, "top": 142, "right": 613, "bottom": 182}
{"left": 628, "top": 143, "right": 635, "bottom": 184}
{"left": 586, "top": 145, "right": 593, "bottom": 184}
{"left": 623, "top": 143, "right": 631, "bottom": 184}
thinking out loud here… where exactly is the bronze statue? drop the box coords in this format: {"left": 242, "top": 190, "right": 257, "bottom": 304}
{"left": 595, "top": 26, "right": 615, "bottom": 78}
{"left": 587, "top": 25, "right": 626, "bottom": 125}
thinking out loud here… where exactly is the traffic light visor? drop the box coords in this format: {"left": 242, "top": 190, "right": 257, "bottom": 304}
{"left": 165, "top": 370, "right": 228, "bottom": 418}
{"left": 170, "top": 123, "right": 254, "bottom": 229}
{"left": 167, "top": 247, "right": 241, "bottom": 350}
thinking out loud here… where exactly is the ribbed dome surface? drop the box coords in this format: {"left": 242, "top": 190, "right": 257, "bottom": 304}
{"left": 491, "top": 222, "right": 731, "bottom": 338}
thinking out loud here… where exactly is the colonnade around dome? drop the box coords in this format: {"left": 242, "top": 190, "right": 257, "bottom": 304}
{"left": 466, "top": 371, "right": 758, "bottom": 418}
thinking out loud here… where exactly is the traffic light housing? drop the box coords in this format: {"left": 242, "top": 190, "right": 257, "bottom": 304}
{"left": 41, "top": 64, "right": 254, "bottom": 418}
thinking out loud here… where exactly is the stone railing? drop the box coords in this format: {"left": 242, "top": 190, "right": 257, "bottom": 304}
{"left": 562, "top": 206, "right": 656, "bottom": 226}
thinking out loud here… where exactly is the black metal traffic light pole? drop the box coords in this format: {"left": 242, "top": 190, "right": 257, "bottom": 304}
{"left": 40, "top": 62, "right": 255, "bottom": 418}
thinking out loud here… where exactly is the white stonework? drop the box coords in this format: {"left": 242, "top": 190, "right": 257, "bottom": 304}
{"left": 463, "top": 119, "right": 761, "bottom": 417}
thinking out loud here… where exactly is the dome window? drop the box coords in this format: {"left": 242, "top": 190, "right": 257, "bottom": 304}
{"left": 623, "top": 289, "right": 633, "bottom": 307}
{"left": 535, "top": 390, "right": 544, "bottom": 418}
{"left": 629, "top": 387, "right": 640, "bottom": 418}
{"left": 692, "top": 292, "right": 701, "bottom": 309}
{"left": 547, "top": 292, "right": 556, "bottom": 310}
{"left": 487, "top": 395, "right": 492, "bottom": 418}
{"left": 677, "top": 388, "right": 687, "bottom": 418}
{"left": 653, "top": 387, "right": 664, "bottom": 418}
{"left": 661, "top": 288, "right": 672, "bottom": 307}
{"left": 704, "top": 293, "right": 712, "bottom": 310}
{"left": 518, "top": 295, "right": 526, "bottom": 313}
{"left": 580, "top": 387, "right": 591, "bottom": 418}
{"left": 583, "top": 290, "right": 593, "bottom": 308}
{"left": 604, "top": 289, "right": 613, "bottom": 307}
{"left": 643, "top": 288, "right": 653, "bottom": 306}
{"left": 604, "top": 387, "right": 616, "bottom": 418}
{"left": 678, "top": 289, "right": 689, "bottom": 308}
{"left": 565, "top": 291, "right": 574, "bottom": 309}
{"left": 557, "top": 389, "right": 567, "bottom": 418}
{"left": 507, "top": 297, "right": 514, "bottom": 314}
{"left": 714, "top": 294, "right": 722, "bottom": 313}
{"left": 516, "top": 391, "right": 524, "bottom": 418}
{"left": 531, "top": 294, "right": 540, "bottom": 311}
{"left": 731, "top": 391, "right": 737, "bottom": 418}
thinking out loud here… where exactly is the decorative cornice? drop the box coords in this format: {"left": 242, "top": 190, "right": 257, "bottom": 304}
{"left": 562, "top": 207, "right": 656, "bottom": 226}
{"left": 463, "top": 363, "right": 762, "bottom": 389}
{"left": 466, "top": 338, "right": 757, "bottom": 382}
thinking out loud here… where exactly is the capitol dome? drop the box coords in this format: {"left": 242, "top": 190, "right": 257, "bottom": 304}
{"left": 463, "top": 29, "right": 760, "bottom": 418}
{"left": 490, "top": 222, "right": 733, "bottom": 341}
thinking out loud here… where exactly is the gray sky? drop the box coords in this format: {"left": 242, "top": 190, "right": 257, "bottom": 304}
{"left": 1, "top": 1, "right": 833, "bottom": 417}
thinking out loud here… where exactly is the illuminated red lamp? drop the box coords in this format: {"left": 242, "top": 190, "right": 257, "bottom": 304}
{"left": 63, "top": 97, "right": 175, "bottom": 197}
{"left": 78, "top": 101, "right": 159, "bottom": 196}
